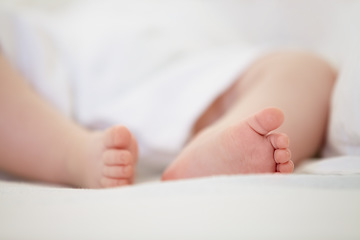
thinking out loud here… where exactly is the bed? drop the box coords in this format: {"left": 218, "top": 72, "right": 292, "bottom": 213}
{"left": 1, "top": 157, "right": 360, "bottom": 240}
{"left": 1, "top": 1, "right": 360, "bottom": 239}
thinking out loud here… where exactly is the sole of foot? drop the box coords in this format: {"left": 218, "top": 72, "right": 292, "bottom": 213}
{"left": 162, "top": 107, "right": 294, "bottom": 181}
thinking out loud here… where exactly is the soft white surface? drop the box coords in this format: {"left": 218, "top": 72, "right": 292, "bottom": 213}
{"left": 1, "top": 174, "right": 360, "bottom": 240}
{"left": 1, "top": 157, "right": 360, "bottom": 239}
{"left": 323, "top": 40, "right": 360, "bottom": 157}
{"left": 297, "top": 156, "right": 360, "bottom": 175}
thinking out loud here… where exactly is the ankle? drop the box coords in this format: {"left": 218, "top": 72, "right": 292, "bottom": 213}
{"left": 63, "top": 130, "right": 96, "bottom": 186}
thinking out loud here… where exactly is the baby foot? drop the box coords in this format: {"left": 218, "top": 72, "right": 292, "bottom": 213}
{"left": 162, "top": 108, "right": 294, "bottom": 180}
{"left": 70, "top": 125, "right": 138, "bottom": 188}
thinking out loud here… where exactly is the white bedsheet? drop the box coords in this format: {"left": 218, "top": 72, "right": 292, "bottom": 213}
{"left": 0, "top": 175, "right": 359, "bottom": 240}
{"left": 1, "top": 157, "right": 360, "bottom": 240}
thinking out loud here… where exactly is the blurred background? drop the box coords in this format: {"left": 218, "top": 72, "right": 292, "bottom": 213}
{"left": 1, "top": 0, "right": 359, "bottom": 174}
{"left": 1, "top": 0, "right": 359, "bottom": 67}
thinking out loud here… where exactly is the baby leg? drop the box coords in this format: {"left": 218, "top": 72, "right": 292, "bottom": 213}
{"left": 163, "top": 51, "right": 336, "bottom": 180}
{"left": 0, "top": 53, "right": 138, "bottom": 188}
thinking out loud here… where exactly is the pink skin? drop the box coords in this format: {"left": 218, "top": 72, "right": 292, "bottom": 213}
{"left": 80, "top": 125, "right": 138, "bottom": 188}
{"left": 162, "top": 51, "right": 336, "bottom": 181}
{"left": 0, "top": 52, "right": 139, "bottom": 188}
{"left": 162, "top": 108, "right": 294, "bottom": 180}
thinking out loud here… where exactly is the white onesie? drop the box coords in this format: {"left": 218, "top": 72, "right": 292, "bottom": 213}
{"left": 0, "top": 0, "right": 262, "bottom": 167}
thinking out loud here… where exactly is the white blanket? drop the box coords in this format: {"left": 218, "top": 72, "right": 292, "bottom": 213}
{"left": 1, "top": 172, "right": 360, "bottom": 240}
{"left": 1, "top": 157, "right": 360, "bottom": 239}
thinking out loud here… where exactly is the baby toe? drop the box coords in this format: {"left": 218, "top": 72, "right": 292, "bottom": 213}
{"left": 247, "top": 108, "right": 285, "bottom": 135}
{"left": 103, "top": 165, "right": 134, "bottom": 179}
{"left": 267, "top": 132, "right": 289, "bottom": 149}
{"left": 276, "top": 160, "right": 294, "bottom": 173}
{"left": 104, "top": 125, "right": 132, "bottom": 149}
{"left": 274, "top": 148, "right": 291, "bottom": 164}
{"left": 103, "top": 150, "right": 133, "bottom": 166}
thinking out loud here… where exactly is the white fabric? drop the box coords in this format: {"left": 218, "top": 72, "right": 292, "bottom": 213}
{"left": 0, "top": 6, "right": 73, "bottom": 116}
{"left": 323, "top": 39, "right": 360, "bottom": 157}
{"left": 0, "top": 1, "right": 263, "bottom": 166}
{"left": 1, "top": 172, "right": 360, "bottom": 240}
{"left": 296, "top": 156, "right": 360, "bottom": 175}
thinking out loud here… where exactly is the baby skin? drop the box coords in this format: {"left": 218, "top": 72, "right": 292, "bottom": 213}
{"left": 74, "top": 126, "right": 138, "bottom": 188}
{"left": 79, "top": 107, "right": 292, "bottom": 187}
{"left": 77, "top": 108, "right": 294, "bottom": 188}
{"left": 162, "top": 108, "right": 294, "bottom": 180}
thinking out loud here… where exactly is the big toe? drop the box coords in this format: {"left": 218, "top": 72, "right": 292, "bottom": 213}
{"left": 104, "top": 125, "right": 132, "bottom": 149}
{"left": 247, "top": 107, "right": 284, "bottom": 135}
